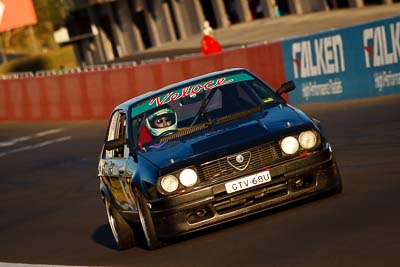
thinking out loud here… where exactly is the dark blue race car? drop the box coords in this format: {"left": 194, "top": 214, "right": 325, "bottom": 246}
{"left": 98, "top": 68, "right": 342, "bottom": 250}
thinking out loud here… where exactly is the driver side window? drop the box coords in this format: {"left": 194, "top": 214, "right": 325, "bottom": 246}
{"left": 105, "top": 112, "right": 128, "bottom": 159}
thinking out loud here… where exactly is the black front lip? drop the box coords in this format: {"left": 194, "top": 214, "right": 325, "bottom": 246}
{"left": 149, "top": 143, "right": 339, "bottom": 239}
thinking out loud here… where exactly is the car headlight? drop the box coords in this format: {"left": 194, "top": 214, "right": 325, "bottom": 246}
{"left": 179, "top": 168, "right": 198, "bottom": 187}
{"left": 299, "top": 131, "right": 318, "bottom": 149}
{"left": 281, "top": 136, "right": 299, "bottom": 155}
{"left": 160, "top": 175, "right": 179, "bottom": 193}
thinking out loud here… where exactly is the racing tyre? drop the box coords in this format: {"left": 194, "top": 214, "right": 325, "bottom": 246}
{"left": 104, "top": 197, "right": 136, "bottom": 250}
{"left": 134, "top": 187, "right": 164, "bottom": 250}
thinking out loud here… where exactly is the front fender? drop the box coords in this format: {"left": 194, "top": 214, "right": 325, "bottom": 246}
{"left": 131, "top": 155, "right": 159, "bottom": 198}
{"left": 99, "top": 177, "right": 112, "bottom": 204}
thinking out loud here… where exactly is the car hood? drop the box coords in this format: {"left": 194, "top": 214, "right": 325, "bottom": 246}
{"left": 140, "top": 105, "right": 311, "bottom": 171}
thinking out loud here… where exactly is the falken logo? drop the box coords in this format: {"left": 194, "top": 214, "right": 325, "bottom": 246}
{"left": 291, "top": 34, "right": 345, "bottom": 79}
{"left": 363, "top": 22, "right": 400, "bottom": 68}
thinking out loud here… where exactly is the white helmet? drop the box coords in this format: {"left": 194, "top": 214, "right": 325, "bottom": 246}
{"left": 145, "top": 106, "right": 177, "bottom": 137}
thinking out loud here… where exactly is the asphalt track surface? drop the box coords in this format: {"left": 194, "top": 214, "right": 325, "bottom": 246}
{"left": 0, "top": 94, "right": 400, "bottom": 267}
{"left": 1, "top": 4, "right": 400, "bottom": 266}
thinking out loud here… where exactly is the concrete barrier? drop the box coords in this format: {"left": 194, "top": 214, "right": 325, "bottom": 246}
{"left": 0, "top": 41, "right": 285, "bottom": 120}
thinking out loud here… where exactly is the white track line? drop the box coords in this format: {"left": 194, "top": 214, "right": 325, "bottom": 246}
{"left": 0, "top": 136, "right": 72, "bottom": 158}
{"left": 0, "top": 136, "right": 32, "bottom": 147}
{"left": 0, "top": 129, "right": 64, "bottom": 148}
{"left": 0, "top": 263, "right": 96, "bottom": 267}
{"left": 34, "top": 129, "right": 64, "bottom": 137}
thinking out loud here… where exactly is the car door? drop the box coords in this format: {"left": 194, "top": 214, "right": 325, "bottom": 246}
{"left": 102, "top": 111, "right": 137, "bottom": 212}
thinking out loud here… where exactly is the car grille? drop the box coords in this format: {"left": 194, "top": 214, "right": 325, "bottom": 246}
{"left": 197, "top": 142, "right": 286, "bottom": 182}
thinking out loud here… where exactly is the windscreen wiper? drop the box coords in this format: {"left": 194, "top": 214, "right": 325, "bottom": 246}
{"left": 213, "top": 106, "right": 263, "bottom": 125}
{"left": 158, "top": 123, "right": 210, "bottom": 143}
{"left": 190, "top": 90, "right": 217, "bottom": 127}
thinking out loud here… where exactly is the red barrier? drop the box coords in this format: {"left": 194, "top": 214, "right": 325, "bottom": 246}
{"left": 85, "top": 71, "right": 110, "bottom": 119}
{"left": 0, "top": 41, "right": 286, "bottom": 121}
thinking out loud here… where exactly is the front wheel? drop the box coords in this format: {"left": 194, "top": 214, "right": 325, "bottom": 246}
{"left": 134, "top": 187, "right": 164, "bottom": 250}
{"left": 104, "top": 197, "right": 136, "bottom": 250}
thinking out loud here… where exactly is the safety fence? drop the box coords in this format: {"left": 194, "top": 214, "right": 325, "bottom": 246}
{"left": 0, "top": 42, "right": 285, "bottom": 120}
{"left": 0, "top": 16, "right": 399, "bottom": 120}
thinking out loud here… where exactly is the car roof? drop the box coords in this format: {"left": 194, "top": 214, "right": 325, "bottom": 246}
{"left": 113, "top": 68, "right": 250, "bottom": 112}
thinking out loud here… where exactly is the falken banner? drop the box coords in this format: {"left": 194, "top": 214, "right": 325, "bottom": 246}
{"left": 281, "top": 16, "right": 400, "bottom": 104}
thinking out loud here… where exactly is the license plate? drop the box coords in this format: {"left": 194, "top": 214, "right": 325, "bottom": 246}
{"left": 225, "top": 170, "right": 272, "bottom": 194}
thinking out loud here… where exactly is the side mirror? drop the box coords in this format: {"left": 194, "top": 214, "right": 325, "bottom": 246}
{"left": 276, "top": 81, "right": 296, "bottom": 95}
{"left": 104, "top": 138, "right": 127, "bottom": 151}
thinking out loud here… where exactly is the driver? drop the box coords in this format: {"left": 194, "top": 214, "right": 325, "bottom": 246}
{"left": 145, "top": 105, "right": 177, "bottom": 137}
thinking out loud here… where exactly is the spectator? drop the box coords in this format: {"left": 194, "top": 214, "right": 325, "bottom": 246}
{"left": 201, "top": 21, "right": 222, "bottom": 55}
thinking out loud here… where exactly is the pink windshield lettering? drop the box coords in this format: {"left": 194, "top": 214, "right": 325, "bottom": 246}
{"left": 149, "top": 92, "right": 172, "bottom": 107}
{"left": 192, "top": 85, "right": 203, "bottom": 94}
{"left": 181, "top": 86, "right": 192, "bottom": 97}
{"left": 214, "top": 77, "right": 234, "bottom": 87}
{"left": 169, "top": 92, "right": 181, "bottom": 102}
{"left": 202, "top": 81, "right": 215, "bottom": 90}
{"left": 148, "top": 76, "right": 235, "bottom": 108}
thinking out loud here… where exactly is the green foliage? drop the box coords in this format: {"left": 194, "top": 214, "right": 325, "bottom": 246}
{"left": 1, "top": 0, "right": 69, "bottom": 53}
{"left": 33, "top": 0, "right": 67, "bottom": 28}
{"left": 0, "top": 46, "right": 77, "bottom": 73}
{"left": 0, "top": 0, "right": 75, "bottom": 72}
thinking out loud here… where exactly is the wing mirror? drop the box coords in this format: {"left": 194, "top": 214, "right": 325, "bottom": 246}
{"left": 104, "top": 138, "right": 127, "bottom": 151}
{"left": 276, "top": 81, "right": 296, "bottom": 96}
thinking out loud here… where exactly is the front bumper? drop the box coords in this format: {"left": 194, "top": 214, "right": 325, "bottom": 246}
{"left": 149, "top": 143, "right": 341, "bottom": 239}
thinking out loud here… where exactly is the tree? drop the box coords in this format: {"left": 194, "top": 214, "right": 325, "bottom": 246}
{"left": 1, "top": 0, "right": 69, "bottom": 53}
{"left": 33, "top": 0, "right": 67, "bottom": 28}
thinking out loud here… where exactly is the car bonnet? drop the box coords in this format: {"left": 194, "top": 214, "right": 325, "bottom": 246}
{"left": 139, "top": 104, "right": 309, "bottom": 171}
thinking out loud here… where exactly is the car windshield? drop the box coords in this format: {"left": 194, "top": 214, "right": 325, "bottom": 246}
{"left": 131, "top": 72, "right": 281, "bottom": 146}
